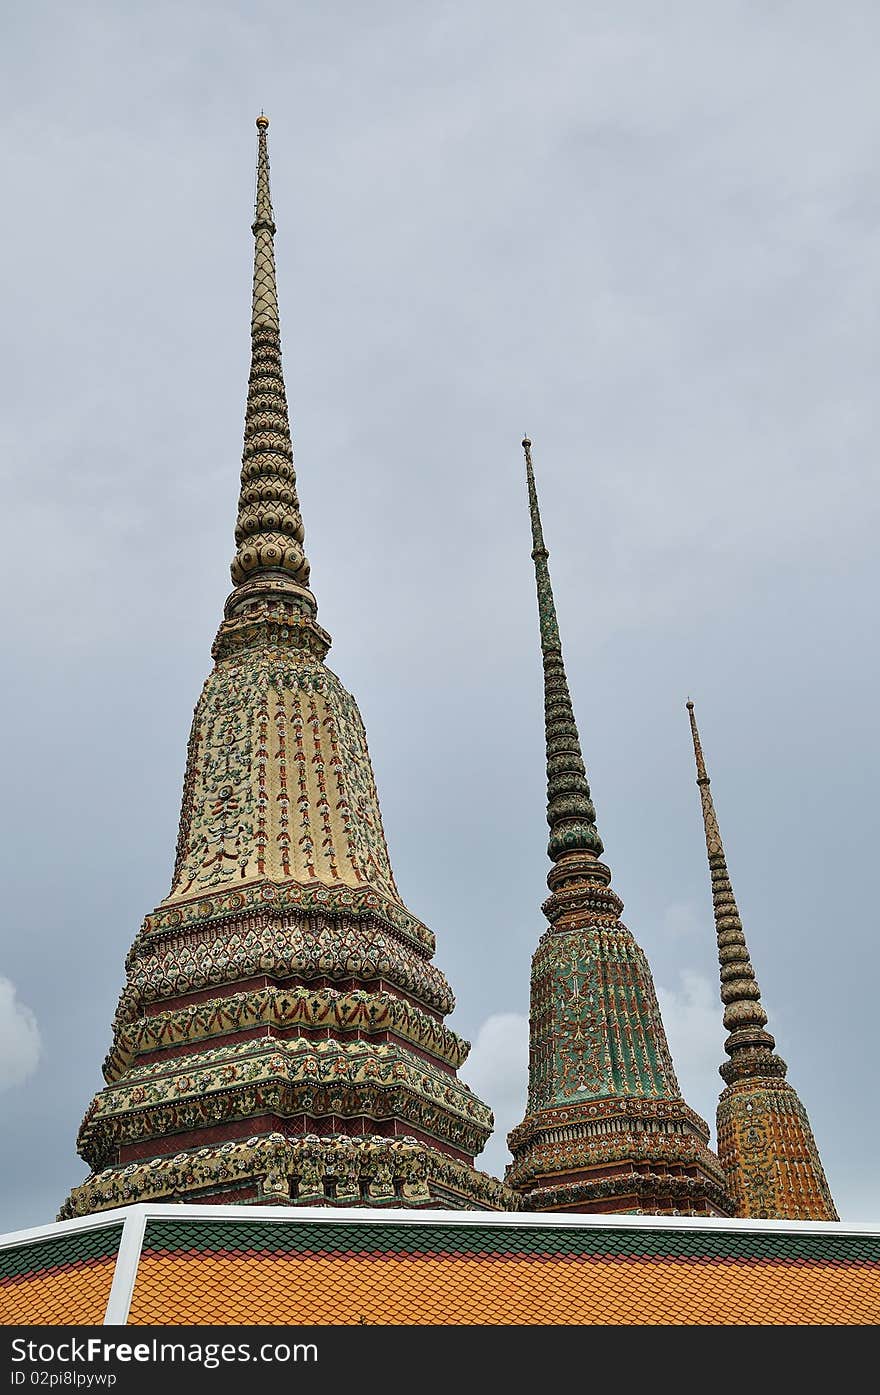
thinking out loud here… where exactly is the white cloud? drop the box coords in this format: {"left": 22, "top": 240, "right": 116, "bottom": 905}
{"left": 463, "top": 1012, "right": 529, "bottom": 1180}
{"left": 656, "top": 969, "right": 724, "bottom": 1144}
{"left": 0, "top": 977, "right": 42, "bottom": 1090}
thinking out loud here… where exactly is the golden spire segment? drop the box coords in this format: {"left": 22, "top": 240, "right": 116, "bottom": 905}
{"left": 690, "top": 701, "right": 732, "bottom": 858}
{"left": 251, "top": 114, "right": 279, "bottom": 331}
{"left": 229, "top": 116, "right": 313, "bottom": 610}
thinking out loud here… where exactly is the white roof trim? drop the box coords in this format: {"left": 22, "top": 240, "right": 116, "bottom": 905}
{"left": 1, "top": 1201, "right": 877, "bottom": 1249}
{"left": 0, "top": 1207, "right": 130, "bottom": 1250}
{"left": 103, "top": 1210, "right": 147, "bottom": 1326}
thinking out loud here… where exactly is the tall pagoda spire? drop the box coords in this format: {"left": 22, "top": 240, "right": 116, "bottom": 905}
{"left": 229, "top": 115, "right": 314, "bottom": 616}
{"left": 507, "top": 441, "right": 731, "bottom": 1215}
{"left": 524, "top": 437, "right": 604, "bottom": 870}
{"left": 60, "top": 119, "right": 511, "bottom": 1220}
{"left": 686, "top": 700, "right": 837, "bottom": 1219}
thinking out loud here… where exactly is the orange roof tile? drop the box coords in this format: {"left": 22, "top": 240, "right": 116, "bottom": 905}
{"left": 3, "top": 1208, "right": 878, "bottom": 1327}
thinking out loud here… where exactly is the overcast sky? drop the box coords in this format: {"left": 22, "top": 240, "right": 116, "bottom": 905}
{"left": 1, "top": 1, "right": 878, "bottom": 1232}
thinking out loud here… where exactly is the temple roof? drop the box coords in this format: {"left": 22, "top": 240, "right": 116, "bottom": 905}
{"left": 3, "top": 1205, "right": 878, "bottom": 1326}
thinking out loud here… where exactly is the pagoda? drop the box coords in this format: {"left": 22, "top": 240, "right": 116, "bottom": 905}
{"left": 60, "top": 118, "right": 510, "bottom": 1217}
{"left": 507, "top": 440, "right": 732, "bottom": 1215}
{"left": 686, "top": 701, "right": 837, "bottom": 1219}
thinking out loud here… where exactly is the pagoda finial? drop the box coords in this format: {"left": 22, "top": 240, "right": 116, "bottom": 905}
{"left": 522, "top": 438, "right": 605, "bottom": 876}
{"left": 227, "top": 116, "right": 314, "bottom": 616}
{"left": 685, "top": 700, "right": 782, "bottom": 1079}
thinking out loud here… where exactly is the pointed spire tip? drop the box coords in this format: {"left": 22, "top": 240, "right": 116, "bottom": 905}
{"left": 227, "top": 111, "right": 314, "bottom": 609}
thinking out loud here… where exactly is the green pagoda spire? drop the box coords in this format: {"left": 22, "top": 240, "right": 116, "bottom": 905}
{"left": 508, "top": 439, "right": 731, "bottom": 1215}
{"left": 524, "top": 437, "right": 604, "bottom": 866}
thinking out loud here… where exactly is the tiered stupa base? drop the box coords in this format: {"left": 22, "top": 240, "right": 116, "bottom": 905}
{"left": 62, "top": 883, "right": 515, "bottom": 1217}
{"left": 60, "top": 1134, "right": 513, "bottom": 1218}
{"left": 507, "top": 1097, "right": 731, "bottom": 1215}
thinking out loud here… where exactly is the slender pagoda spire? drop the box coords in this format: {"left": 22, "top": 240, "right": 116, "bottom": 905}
{"left": 523, "top": 437, "right": 605, "bottom": 869}
{"left": 60, "top": 119, "right": 511, "bottom": 1219}
{"left": 507, "top": 441, "right": 731, "bottom": 1214}
{"left": 686, "top": 701, "right": 837, "bottom": 1219}
{"left": 229, "top": 113, "right": 313, "bottom": 613}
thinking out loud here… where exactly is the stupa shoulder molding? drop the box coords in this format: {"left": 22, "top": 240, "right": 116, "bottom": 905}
{"left": 103, "top": 982, "right": 470, "bottom": 1084}
{"left": 117, "top": 913, "right": 457, "bottom": 1024}
{"left": 146, "top": 879, "right": 436, "bottom": 957}
{"left": 60, "top": 1135, "right": 518, "bottom": 1220}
